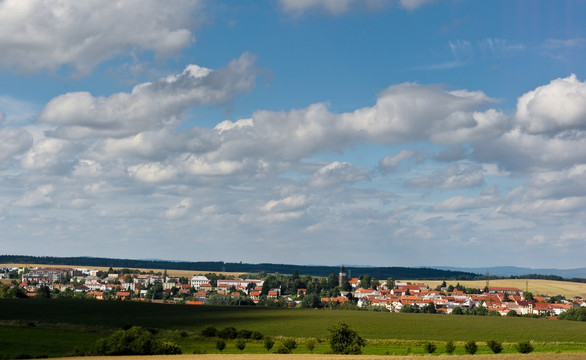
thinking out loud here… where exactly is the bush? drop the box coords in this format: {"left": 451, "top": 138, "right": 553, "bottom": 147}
{"left": 275, "top": 345, "right": 291, "bottom": 354}
{"left": 423, "top": 342, "right": 436, "bottom": 354}
{"left": 237, "top": 329, "right": 252, "bottom": 339}
{"left": 328, "top": 322, "right": 365, "bottom": 355}
{"left": 218, "top": 327, "right": 237, "bottom": 339}
{"left": 251, "top": 330, "right": 264, "bottom": 340}
{"left": 464, "top": 340, "right": 477, "bottom": 354}
{"left": 282, "top": 338, "right": 297, "bottom": 350}
{"left": 516, "top": 341, "right": 534, "bottom": 354}
{"left": 93, "top": 326, "right": 181, "bottom": 356}
{"left": 487, "top": 340, "right": 503, "bottom": 354}
{"left": 559, "top": 307, "right": 586, "bottom": 321}
{"left": 264, "top": 337, "right": 275, "bottom": 352}
{"left": 200, "top": 325, "right": 217, "bottom": 337}
{"left": 215, "top": 340, "right": 226, "bottom": 353}
{"left": 451, "top": 307, "right": 464, "bottom": 315}
{"left": 507, "top": 310, "right": 519, "bottom": 317}
{"left": 306, "top": 338, "right": 316, "bottom": 353}
{"left": 235, "top": 339, "right": 246, "bottom": 352}
{"left": 445, "top": 340, "right": 456, "bottom": 354}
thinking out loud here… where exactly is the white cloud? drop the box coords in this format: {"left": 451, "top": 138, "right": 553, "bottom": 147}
{"left": 279, "top": 0, "right": 431, "bottom": 16}
{"left": 379, "top": 149, "right": 424, "bottom": 174}
{"left": 399, "top": 0, "right": 435, "bottom": 11}
{"left": 262, "top": 195, "right": 308, "bottom": 212}
{"left": 406, "top": 164, "right": 484, "bottom": 189}
{"left": 0, "top": 0, "right": 200, "bottom": 74}
{"left": 0, "top": 127, "right": 33, "bottom": 162}
{"left": 165, "top": 198, "right": 193, "bottom": 219}
{"left": 21, "top": 138, "right": 78, "bottom": 171}
{"left": 38, "top": 53, "right": 257, "bottom": 139}
{"left": 14, "top": 184, "right": 54, "bottom": 207}
{"left": 310, "top": 161, "right": 370, "bottom": 187}
{"left": 515, "top": 74, "right": 586, "bottom": 135}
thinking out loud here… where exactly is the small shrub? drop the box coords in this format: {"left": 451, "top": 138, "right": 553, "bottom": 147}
{"left": 306, "top": 338, "right": 316, "bottom": 353}
{"left": 507, "top": 310, "right": 519, "bottom": 317}
{"left": 445, "top": 340, "right": 456, "bottom": 354}
{"left": 218, "top": 326, "right": 237, "bottom": 339}
{"left": 516, "top": 341, "right": 534, "bottom": 354}
{"left": 192, "top": 347, "right": 206, "bottom": 354}
{"left": 215, "top": 340, "right": 226, "bottom": 353}
{"left": 282, "top": 338, "right": 297, "bottom": 350}
{"left": 275, "top": 345, "right": 291, "bottom": 354}
{"left": 487, "top": 340, "right": 503, "bottom": 354}
{"left": 464, "top": 340, "right": 477, "bottom": 354}
{"left": 179, "top": 331, "right": 189, "bottom": 338}
{"left": 264, "top": 337, "right": 275, "bottom": 352}
{"left": 237, "top": 329, "right": 252, "bottom": 339}
{"left": 201, "top": 325, "right": 217, "bottom": 337}
{"left": 423, "top": 342, "right": 436, "bottom": 354}
{"left": 251, "top": 330, "right": 264, "bottom": 340}
{"left": 235, "top": 339, "right": 246, "bottom": 352}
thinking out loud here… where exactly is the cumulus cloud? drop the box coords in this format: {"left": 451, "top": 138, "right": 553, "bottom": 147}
{"left": 38, "top": 53, "right": 258, "bottom": 139}
{"left": 21, "top": 138, "right": 78, "bottom": 172}
{"left": 0, "top": 0, "right": 200, "bottom": 74}
{"left": 378, "top": 149, "right": 424, "bottom": 174}
{"left": 0, "top": 127, "right": 33, "bottom": 162}
{"left": 406, "top": 164, "right": 484, "bottom": 189}
{"left": 310, "top": 161, "right": 370, "bottom": 187}
{"left": 515, "top": 74, "right": 586, "bottom": 135}
{"left": 14, "top": 184, "right": 54, "bottom": 207}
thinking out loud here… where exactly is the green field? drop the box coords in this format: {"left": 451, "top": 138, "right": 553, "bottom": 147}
{"left": 1, "top": 298, "right": 586, "bottom": 358}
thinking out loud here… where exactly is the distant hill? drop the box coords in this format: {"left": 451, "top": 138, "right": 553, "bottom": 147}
{"left": 0, "top": 255, "right": 478, "bottom": 280}
{"left": 431, "top": 266, "right": 586, "bottom": 279}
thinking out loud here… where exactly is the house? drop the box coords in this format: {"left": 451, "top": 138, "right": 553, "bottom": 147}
{"left": 116, "top": 291, "right": 131, "bottom": 300}
{"left": 190, "top": 275, "right": 209, "bottom": 289}
{"left": 267, "top": 290, "right": 279, "bottom": 299}
{"left": 199, "top": 283, "right": 213, "bottom": 292}
{"left": 87, "top": 291, "right": 104, "bottom": 300}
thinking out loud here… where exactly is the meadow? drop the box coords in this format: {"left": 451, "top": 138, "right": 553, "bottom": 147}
{"left": 1, "top": 298, "right": 586, "bottom": 358}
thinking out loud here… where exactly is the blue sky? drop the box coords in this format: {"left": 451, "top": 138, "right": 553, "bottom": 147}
{"left": 1, "top": 0, "right": 586, "bottom": 269}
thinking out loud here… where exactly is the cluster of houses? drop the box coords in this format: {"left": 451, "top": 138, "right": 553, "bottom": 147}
{"left": 2, "top": 266, "right": 584, "bottom": 317}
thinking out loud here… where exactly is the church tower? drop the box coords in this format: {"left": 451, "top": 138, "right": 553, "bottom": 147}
{"left": 338, "top": 265, "right": 348, "bottom": 287}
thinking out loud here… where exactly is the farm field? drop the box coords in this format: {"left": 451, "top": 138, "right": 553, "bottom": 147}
{"left": 412, "top": 279, "right": 586, "bottom": 299}
{"left": 0, "top": 263, "right": 244, "bottom": 278}
{"left": 51, "top": 355, "right": 586, "bottom": 360}
{"left": 1, "top": 298, "right": 586, "bottom": 358}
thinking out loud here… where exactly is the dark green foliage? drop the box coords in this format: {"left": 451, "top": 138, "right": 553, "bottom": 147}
{"left": 275, "top": 345, "right": 291, "bottom": 354}
{"left": 400, "top": 304, "right": 419, "bottom": 313}
{"left": 200, "top": 325, "right": 217, "bottom": 337}
{"left": 423, "top": 342, "right": 436, "bottom": 353}
{"left": 464, "top": 340, "right": 477, "bottom": 354}
{"left": 559, "top": 307, "right": 586, "bottom": 321}
{"left": 215, "top": 340, "right": 226, "bottom": 352}
{"left": 516, "top": 341, "right": 534, "bottom": 354}
{"left": 422, "top": 303, "right": 437, "bottom": 313}
{"left": 306, "top": 338, "right": 316, "bottom": 353}
{"left": 236, "top": 329, "right": 252, "bottom": 339}
{"left": 445, "top": 340, "right": 456, "bottom": 354}
{"left": 235, "top": 339, "right": 246, "bottom": 352}
{"left": 487, "top": 340, "right": 503, "bottom": 353}
{"left": 250, "top": 330, "right": 264, "bottom": 340}
{"left": 451, "top": 307, "right": 464, "bottom": 315}
{"left": 328, "top": 322, "right": 365, "bottom": 355}
{"left": 263, "top": 337, "right": 274, "bottom": 352}
{"left": 282, "top": 338, "right": 297, "bottom": 350}
{"left": 217, "top": 326, "right": 237, "bottom": 339}
{"left": 507, "top": 310, "right": 519, "bottom": 317}
{"left": 92, "top": 326, "right": 181, "bottom": 355}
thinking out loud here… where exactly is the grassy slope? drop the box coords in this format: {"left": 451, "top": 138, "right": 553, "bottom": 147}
{"left": 1, "top": 299, "right": 586, "bottom": 342}
{"left": 411, "top": 279, "right": 586, "bottom": 299}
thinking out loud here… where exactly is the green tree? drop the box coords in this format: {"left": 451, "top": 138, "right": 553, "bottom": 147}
{"left": 386, "top": 277, "right": 395, "bottom": 290}
{"left": 451, "top": 306, "right": 464, "bottom": 315}
{"left": 306, "top": 338, "right": 316, "bottom": 353}
{"left": 445, "top": 340, "right": 456, "bottom": 354}
{"left": 516, "top": 341, "right": 534, "bottom": 354}
{"left": 263, "top": 337, "right": 275, "bottom": 352}
{"left": 235, "top": 339, "right": 246, "bottom": 352}
{"left": 507, "top": 310, "right": 519, "bottom": 317}
{"left": 328, "top": 322, "right": 366, "bottom": 355}
{"left": 487, "top": 340, "right": 503, "bottom": 354}
{"left": 200, "top": 325, "right": 217, "bottom": 337}
{"left": 215, "top": 340, "right": 226, "bottom": 353}
{"left": 423, "top": 342, "right": 436, "bottom": 353}
{"left": 464, "top": 340, "right": 477, "bottom": 355}
{"left": 358, "top": 274, "right": 372, "bottom": 289}
{"left": 93, "top": 326, "right": 181, "bottom": 355}
{"left": 524, "top": 291, "right": 534, "bottom": 301}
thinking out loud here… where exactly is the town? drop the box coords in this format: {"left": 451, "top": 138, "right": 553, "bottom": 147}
{"left": 1, "top": 265, "right": 584, "bottom": 318}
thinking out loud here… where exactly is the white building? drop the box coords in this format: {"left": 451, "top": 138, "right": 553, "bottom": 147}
{"left": 190, "top": 275, "right": 209, "bottom": 289}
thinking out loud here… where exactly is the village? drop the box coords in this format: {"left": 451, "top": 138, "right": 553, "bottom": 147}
{"left": 2, "top": 265, "right": 584, "bottom": 318}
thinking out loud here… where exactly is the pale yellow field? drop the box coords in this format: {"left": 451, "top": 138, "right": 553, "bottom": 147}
{"left": 406, "top": 279, "right": 586, "bottom": 299}
{"left": 54, "top": 353, "right": 586, "bottom": 360}
{"left": 0, "top": 263, "right": 244, "bottom": 278}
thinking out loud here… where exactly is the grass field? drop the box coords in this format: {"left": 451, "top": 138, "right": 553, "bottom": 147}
{"left": 412, "top": 279, "right": 586, "bottom": 299}
{"left": 51, "top": 355, "right": 586, "bottom": 360}
{"left": 1, "top": 298, "right": 586, "bottom": 358}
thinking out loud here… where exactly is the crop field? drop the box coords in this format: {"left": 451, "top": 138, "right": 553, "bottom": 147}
{"left": 0, "top": 263, "right": 244, "bottom": 278}
{"left": 50, "top": 355, "right": 586, "bottom": 360}
{"left": 1, "top": 298, "right": 586, "bottom": 358}
{"left": 413, "top": 279, "right": 586, "bottom": 299}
